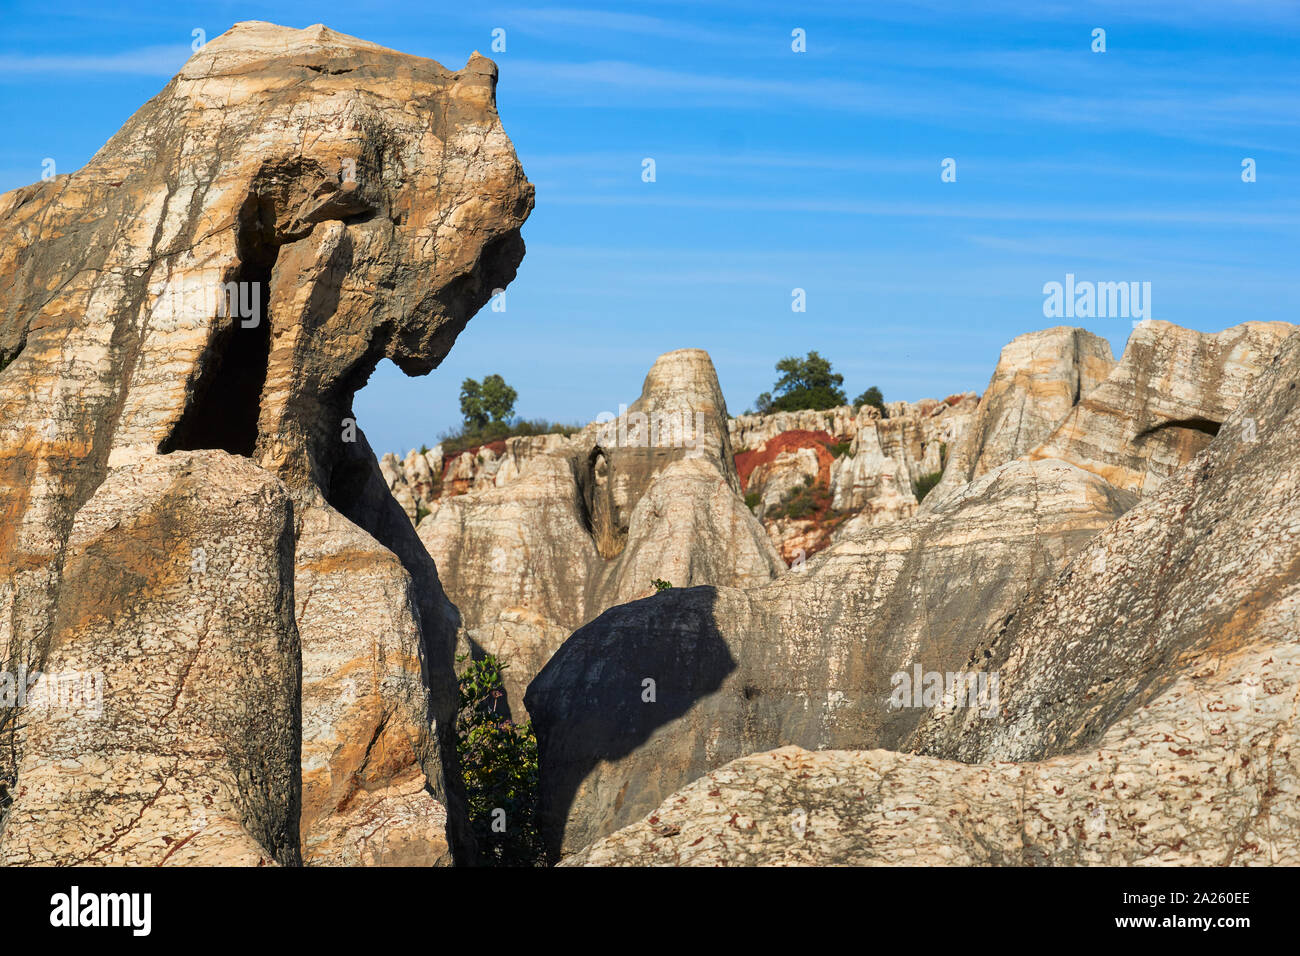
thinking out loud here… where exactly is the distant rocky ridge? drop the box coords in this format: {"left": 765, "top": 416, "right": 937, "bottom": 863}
{"left": 379, "top": 366, "right": 979, "bottom": 714}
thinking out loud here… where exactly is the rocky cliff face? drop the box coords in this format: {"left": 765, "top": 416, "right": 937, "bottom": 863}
{"left": 379, "top": 358, "right": 978, "bottom": 718}
{"left": 560, "top": 326, "right": 1300, "bottom": 866}
{"left": 526, "top": 457, "right": 1134, "bottom": 857}
{"left": 923, "top": 327, "right": 1115, "bottom": 509}
{"left": 417, "top": 349, "right": 784, "bottom": 718}
{"left": 1026, "top": 320, "right": 1294, "bottom": 495}
{"left": 0, "top": 22, "right": 532, "bottom": 865}
{"left": 527, "top": 319, "right": 1296, "bottom": 863}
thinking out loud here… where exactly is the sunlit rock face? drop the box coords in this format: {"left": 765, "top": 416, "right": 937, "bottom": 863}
{"left": 534, "top": 321, "right": 1298, "bottom": 865}
{"left": 570, "top": 328, "right": 1300, "bottom": 867}
{"left": 418, "top": 349, "right": 784, "bottom": 720}
{"left": 0, "top": 21, "right": 533, "bottom": 864}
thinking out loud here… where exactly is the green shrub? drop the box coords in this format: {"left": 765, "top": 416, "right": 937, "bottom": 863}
{"left": 651, "top": 578, "right": 673, "bottom": 592}
{"left": 827, "top": 441, "right": 852, "bottom": 458}
{"left": 437, "top": 418, "right": 582, "bottom": 458}
{"left": 854, "top": 386, "right": 886, "bottom": 416}
{"left": 913, "top": 470, "right": 944, "bottom": 502}
{"left": 743, "top": 490, "right": 761, "bottom": 510}
{"left": 772, "top": 480, "right": 821, "bottom": 520}
{"left": 455, "top": 654, "right": 544, "bottom": 866}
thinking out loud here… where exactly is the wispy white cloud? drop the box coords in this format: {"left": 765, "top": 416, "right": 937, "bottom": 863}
{"left": 542, "top": 192, "right": 1300, "bottom": 228}
{"left": 0, "top": 44, "right": 189, "bottom": 76}
{"left": 502, "top": 7, "right": 740, "bottom": 45}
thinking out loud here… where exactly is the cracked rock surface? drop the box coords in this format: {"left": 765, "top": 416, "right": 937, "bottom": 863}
{"left": 563, "top": 328, "right": 1300, "bottom": 866}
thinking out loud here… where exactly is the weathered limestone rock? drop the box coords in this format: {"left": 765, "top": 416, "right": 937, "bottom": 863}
{"left": 744, "top": 442, "right": 824, "bottom": 518}
{"left": 828, "top": 427, "right": 916, "bottom": 525}
{"left": 527, "top": 457, "right": 1133, "bottom": 858}
{"left": 563, "top": 332, "right": 1300, "bottom": 865}
{"left": 0, "top": 453, "right": 298, "bottom": 866}
{"left": 0, "top": 21, "right": 533, "bottom": 864}
{"left": 420, "top": 349, "right": 783, "bottom": 720}
{"left": 924, "top": 328, "right": 1115, "bottom": 508}
{"left": 912, "top": 327, "right": 1300, "bottom": 764}
{"left": 1026, "top": 320, "right": 1295, "bottom": 495}
{"left": 729, "top": 406, "right": 861, "bottom": 452}
{"left": 731, "top": 395, "right": 977, "bottom": 559}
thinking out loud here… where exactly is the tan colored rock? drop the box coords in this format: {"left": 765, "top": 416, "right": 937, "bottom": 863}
{"left": 729, "top": 406, "right": 861, "bottom": 451}
{"left": 419, "top": 350, "right": 783, "bottom": 720}
{"left": 1027, "top": 320, "right": 1295, "bottom": 495}
{"left": 0, "top": 452, "right": 297, "bottom": 866}
{"left": 527, "top": 458, "right": 1133, "bottom": 858}
{"left": 0, "top": 21, "right": 533, "bottom": 864}
{"left": 923, "top": 328, "right": 1115, "bottom": 509}
{"left": 569, "top": 322, "right": 1300, "bottom": 865}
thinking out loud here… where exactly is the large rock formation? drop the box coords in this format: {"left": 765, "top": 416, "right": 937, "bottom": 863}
{"left": 1026, "top": 320, "right": 1294, "bottom": 495}
{"left": 527, "top": 457, "right": 1133, "bottom": 858}
{"left": 561, "top": 326, "right": 1300, "bottom": 866}
{"left": 923, "top": 327, "right": 1115, "bottom": 508}
{"left": 0, "top": 21, "right": 533, "bottom": 865}
{"left": 418, "top": 349, "right": 784, "bottom": 717}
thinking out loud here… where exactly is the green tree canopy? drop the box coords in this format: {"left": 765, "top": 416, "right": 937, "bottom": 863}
{"left": 460, "top": 374, "right": 518, "bottom": 430}
{"left": 754, "top": 351, "right": 847, "bottom": 414}
{"left": 854, "top": 385, "right": 886, "bottom": 415}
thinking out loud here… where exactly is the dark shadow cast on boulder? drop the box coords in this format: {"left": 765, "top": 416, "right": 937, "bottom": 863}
{"left": 524, "top": 586, "right": 734, "bottom": 862}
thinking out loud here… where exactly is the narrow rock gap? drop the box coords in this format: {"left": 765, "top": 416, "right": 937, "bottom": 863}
{"left": 159, "top": 200, "right": 278, "bottom": 457}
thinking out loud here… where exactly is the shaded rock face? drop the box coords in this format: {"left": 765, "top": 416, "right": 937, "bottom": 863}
{"left": 419, "top": 349, "right": 783, "bottom": 718}
{"left": 562, "top": 328, "right": 1300, "bottom": 867}
{"left": 924, "top": 328, "right": 1115, "bottom": 509}
{"left": 1027, "top": 320, "right": 1294, "bottom": 495}
{"left": 526, "top": 458, "right": 1133, "bottom": 858}
{"left": 0, "top": 22, "right": 533, "bottom": 864}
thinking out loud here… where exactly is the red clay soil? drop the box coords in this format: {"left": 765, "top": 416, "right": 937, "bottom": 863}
{"left": 735, "top": 429, "right": 839, "bottom": 492}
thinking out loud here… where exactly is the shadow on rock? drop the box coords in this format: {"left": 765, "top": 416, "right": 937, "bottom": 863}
{"left": 524, "top": 586, "right": 734, "bottom": 862}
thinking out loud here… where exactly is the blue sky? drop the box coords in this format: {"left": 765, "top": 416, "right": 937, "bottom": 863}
{"left": 2, "top": 1, "right": 1297, "bottom": 456}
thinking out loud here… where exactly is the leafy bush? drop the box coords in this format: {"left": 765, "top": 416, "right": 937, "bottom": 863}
{"left": 772, "top": 479, "right": 821, "bottom": 520}
{"left": 754, "top": 351, "right": 847, "bottom": 414}
{"left": 651, "top": 578, "right": 673, "bottom": 592}
{"left": 913, "top": 470, "right": 944, "bottom": 502}
{"left": 743, "top": 490, "right": 762, "bottom": 510}
{"left": 437, "top": 418, "right": 582, "bottom": 458}
{"left": 827, "top": 440, "right": 852, "bottom": 458}
{"left": 455, "top": 654, "right": 544, "bottom": 866}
